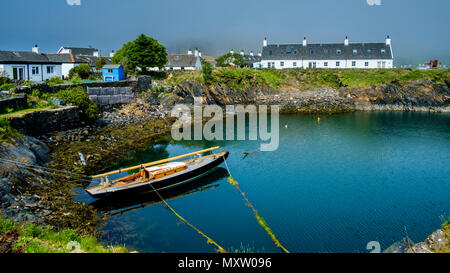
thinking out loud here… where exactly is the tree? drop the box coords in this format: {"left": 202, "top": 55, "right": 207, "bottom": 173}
{"left": 216, "top": 53, "right": 246, "bottom": 68}
{"left": 68, "top": 64, "right": 91, "bottom": 80}
{"left": 112, "top": 34, "right": 167, "bottom": 74}
{"left": 95, "top": 57, "right": 107, "bottom": 70}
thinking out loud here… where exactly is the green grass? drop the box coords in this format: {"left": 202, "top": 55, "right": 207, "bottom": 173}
{"left": 0, "top": 216, "right": 128, "bottom": 253}
{"left": 159, "top": 68, "right": 450, "bottom": 91}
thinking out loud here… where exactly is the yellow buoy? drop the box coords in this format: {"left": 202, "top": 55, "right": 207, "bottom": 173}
{"left": 317, "top": 117, "right": 321, "bottom": 124}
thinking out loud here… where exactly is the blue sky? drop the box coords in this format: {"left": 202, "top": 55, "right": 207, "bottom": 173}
{"left": 1, "top": 0, "right": 449, "bottom": 65}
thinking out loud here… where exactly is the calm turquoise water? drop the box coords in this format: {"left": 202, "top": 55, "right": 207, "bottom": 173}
{"left": 78, "top": 111, "right": 450, "bottom": 253}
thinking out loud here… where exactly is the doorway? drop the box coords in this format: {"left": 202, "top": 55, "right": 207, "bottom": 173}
{"left": 12, "top": 67, "right": 25, "bottom": 81}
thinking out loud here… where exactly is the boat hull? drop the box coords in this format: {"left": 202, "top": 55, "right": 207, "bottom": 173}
{"left": 87, "top": 151, "right": 229, "bottom": 198}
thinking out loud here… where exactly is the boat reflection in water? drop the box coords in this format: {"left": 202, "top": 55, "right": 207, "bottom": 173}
{"left": 90, "top": 167, "right": 229, "bottom": 216}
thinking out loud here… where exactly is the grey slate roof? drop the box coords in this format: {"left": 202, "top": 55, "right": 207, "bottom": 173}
{"left": 243, "top": 55, "right": 262, "bottom": 63}
{"left": 102, "top": 64, "right": 122, "bottom": 69}
{"left": 0, "top": 51, "right": 61, "bottom": 64}
{"left": 61, "top": 47, "right": 98, "bottom": 56}
{"left": 76, "top": 55, "right": 112, "bottom": 67}
{"left": 262, "top": 43, "right": 392, "bottom": 60}
{"left": 45, "top": 53, "right": 85, "bottom": 63}
{"left": 166, "top": 54, "right": 199, "bottom": 68}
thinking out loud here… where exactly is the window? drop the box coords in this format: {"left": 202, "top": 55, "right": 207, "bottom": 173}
{"left": 269, "top": 50, "right": 273, "bottom": 55}
{"left": 293, "top": 62, "right": 297, "bottom": 67}
{"left": 336, "top": 49, "right": 342, "bottom": 55}
{"left": 107, "top": 69, "right": 113, "bottom": 73}
{"left": 47, "top": 66, "right": 54, "bottom": 74}
{"left": 310, "top": 49, "right": 314, "bottom": 55}
{"left": 352, "top": 61, "right": 356, "bottom": 67}
{"left": 280, "top": 61, "right": 284, "bottom": 67}
{"left": 336, "top": 61, "right": 340, "bottom": 67}
{"left": 32, "top": 66, "right": 39, "bottom": 75}
{"left": 293, "top": 50, "right": 298, "bottom": 55}
{"left": 353, "top": 49, "right": 358, "bottom": 55}
{"left": 365, "top": 62, "right": 369, "bottom": 67}
{"left": 324, "top": 62, "right": 328, "bottom": 67}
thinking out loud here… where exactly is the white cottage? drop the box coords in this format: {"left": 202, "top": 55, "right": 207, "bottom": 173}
{"left": 261, "top": 36, "right": 394, "bottom": 69}
{"left": 164, "top": 49, "right": 203, "bottom": 70}
{"left": 0, "top": 45, "right": 62, "bottom": 82}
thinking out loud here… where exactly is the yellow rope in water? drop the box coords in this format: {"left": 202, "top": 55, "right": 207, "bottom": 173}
{"left": 147, "top": 181, "right": 228, "bottom": 253}
{"left": 223, "top": 157, "right": 290, "bottom": 253}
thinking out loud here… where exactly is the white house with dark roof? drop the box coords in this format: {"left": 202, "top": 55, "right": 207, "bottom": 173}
{"left": 0, "top": 45, "right": 62, "bottom": 81}
{"left": 57, "top": 46, "right": 100, "bottom": 57}
{"left": 164, "top": 49, "right": 202, "bottom": 70}
{"left": 261, "top": 36, "right": 393, "bottom": 69}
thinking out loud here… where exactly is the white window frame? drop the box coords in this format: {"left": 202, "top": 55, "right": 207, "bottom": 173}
{"left": 47, "top": 66, "right": 54, "bottom": 74}
{"left": 32, "top": 66, "right": 39, "bottom": 75}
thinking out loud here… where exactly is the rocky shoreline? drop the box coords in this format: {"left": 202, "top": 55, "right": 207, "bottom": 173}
{"left": 1, "top": 77, "right": 449, "bottom": 250}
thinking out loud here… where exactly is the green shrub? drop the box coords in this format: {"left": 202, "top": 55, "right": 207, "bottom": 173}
{"left": 0, "top": 118, "right": 22, "bottom": 142}
{"left": 202, "top": 61, "right": 213, "bottom": 82}
{"left": 47, "top": 76, "right": 64, "bottom": 86}
{"left": 56, "top": 86, "right": 98, "bottom": 119}
{"left": 31, "top": 89, "right": 41, "bottom": 98}
{"left": 68, "top": 64, "right": 92, "bottom": 80}
{"left": 70, "top": 74, "right": 82, "bottom": 84}
{"left": 23, "top": 80, "right": 32, "bottom": 87}
{"left": 0, "top": 83, "right": 15, "bottom": 91}
{"left": 0, "top": 76, "right": 9, "bottom": 86}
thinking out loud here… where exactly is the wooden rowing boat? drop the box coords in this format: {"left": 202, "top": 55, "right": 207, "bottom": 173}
{"left": 86, "top": 147, "right": 229, "bottom": 198}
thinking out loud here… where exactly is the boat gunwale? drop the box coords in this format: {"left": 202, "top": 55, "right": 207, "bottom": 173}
{"left": 86, "top": 151, "right": 228, "bottom": 195}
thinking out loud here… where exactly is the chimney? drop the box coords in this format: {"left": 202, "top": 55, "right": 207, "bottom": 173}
{"left": 109, "top": 50, "right": 115, "bottom": 58}
{"left": 344, "top": 36, "right": 349, "bottom": 46}
{"left": 187, "top": 49, "right": 193, "bottom": 55}
{"left": 386, "top": 35, "right": 391, "bottom": 46}
{"left": 263, "top": 37, "right": 268, "bottom": 47}
{"left": 194, "top": 48, "right": 199, "bottom": 57}
{"left": 250, "top": 51, "right": 254, "bottom": 56}
{"left": 93, "top": 50, "right": 100, "bottom": 57}
{"left": 32, "top": 44, "right": 40, "bottom": 54}
{"left": 240, "top": 50, "right": 245, "bottom": 56}
{"left": 302, "top": 37, "right": 307, "bottom": 47}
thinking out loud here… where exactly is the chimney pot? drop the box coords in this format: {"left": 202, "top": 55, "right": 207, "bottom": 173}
{"left": 32, "top": 44, "right": 40, "bottom": 54}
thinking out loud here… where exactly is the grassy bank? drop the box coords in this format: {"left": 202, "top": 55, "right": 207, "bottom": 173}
{"left": 0, "top": 216, "right": 128, "bottom": 253}
{"left": 161, "top": 68, "right": 450, "bottom": 91}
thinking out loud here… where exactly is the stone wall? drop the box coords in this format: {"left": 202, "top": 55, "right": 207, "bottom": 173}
{"left": 11, "top": 75, "right": 152, "bottom": 95}
{"left": 0, "top": 95, "right": 27, "bottom": 113}
{"left": 87, "top": 86, "right": 134, "bottom": 105}
{"left": 7, "top": 106, "right": 82, "bottom": 136}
